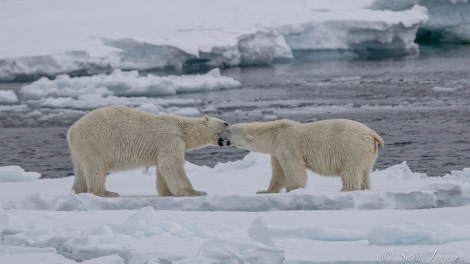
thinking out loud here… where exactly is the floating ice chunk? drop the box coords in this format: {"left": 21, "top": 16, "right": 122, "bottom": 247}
{"left": 19, "top": 69, "right": 241, "bottom": 100}
{"left": 0, "top": 90, "right": 18, "bottom": 104}
{"left": 0, "top": 166, "right": 41, "bottom": 182}
{"left": 368, "top": 221, "right": 470, "bottom": 245}
{"left": 373, "top": 161, "right": 427, "bottom": 180}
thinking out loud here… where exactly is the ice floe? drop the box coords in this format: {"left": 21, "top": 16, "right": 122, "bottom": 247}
{"left": 1, "top": 152, "right": 470, "bottom": 263}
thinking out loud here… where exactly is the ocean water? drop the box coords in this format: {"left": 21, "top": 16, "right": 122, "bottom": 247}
{"left": 0, "top": 45, "right": 469, "bottom": 178}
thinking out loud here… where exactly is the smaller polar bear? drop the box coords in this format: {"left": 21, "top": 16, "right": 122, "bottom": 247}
{"left": 218, "top": 119, "right": 384, "bottom": 192}
{"left": 67, "top": 105, "right": 229, "bottom": 197}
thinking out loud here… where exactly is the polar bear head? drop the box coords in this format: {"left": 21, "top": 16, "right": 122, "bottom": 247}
{"left": 218, "top": 120, "right": 298, "bottom": 153}
{"left": 201, "top": 115, "right": 230, "bottom": 146}
{"left": 218, "top": 122, "right": 276, "bottom": 154}
{"left": 218, "top": 123, "right": 252, "bottom": 147}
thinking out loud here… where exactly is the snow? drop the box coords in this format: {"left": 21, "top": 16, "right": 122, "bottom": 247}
{"left": 0, "top": 0, "right": 431, "bottom": 81}
{"left": 1, "top": 153, "right": 470, "bottom": 263}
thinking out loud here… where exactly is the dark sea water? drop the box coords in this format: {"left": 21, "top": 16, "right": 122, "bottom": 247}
{"left": 0, "top": 45, "right": 469, "bottom": 178}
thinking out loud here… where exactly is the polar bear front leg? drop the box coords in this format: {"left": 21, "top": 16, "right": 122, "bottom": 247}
{"left": 257, "top": 155, "right": 286, "bottom": 194}
{"left": 157, "top": 146, "right": 206, "bottom": 197}
{"left": 276, "top": 153, "right": 307, "bottom": 192}
{"left": 156, "top": 169, "right": 172, "bottom": 196}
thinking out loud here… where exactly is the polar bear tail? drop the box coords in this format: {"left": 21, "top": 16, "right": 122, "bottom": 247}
{"left": 372, "top": 131, "right": 385, "bottom": 148}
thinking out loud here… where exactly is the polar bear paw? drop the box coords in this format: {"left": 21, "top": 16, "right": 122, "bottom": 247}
{"left": 256, "top": 190, "right": 277, "bottom": 194}
{"left": 105, "top": 191, "right": 120, "bottom": 197}
{"left": 191, "top": 190, "right": 207, "bottom": 196}
{"left": 173, "top": 189, "right": 207, "bottom": 197}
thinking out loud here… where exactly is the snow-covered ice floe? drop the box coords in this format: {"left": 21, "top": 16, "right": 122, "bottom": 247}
{"left": 0, "top": 0, "right": 432, "bottom": 81}
{"left": 1, "top": 153, "right": 470, "bottom": 263}
{"left": 11, "top": 68, "right": 240, "bottom": 118}
{"left": 20, "top": 68, "right": 241, "bottom": 100}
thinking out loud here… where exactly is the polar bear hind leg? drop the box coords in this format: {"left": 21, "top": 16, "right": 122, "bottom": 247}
{"left": 361, "top": 167, "right": 372, "bottom": 190}
{"left": 71, "top": 158, "right": 87, "bottom": 194}
{"left": 340, "top": 166, "right": 363, "bottom": 191}
{"left": 257, "top": 155, "right": 287, "bottom": 194}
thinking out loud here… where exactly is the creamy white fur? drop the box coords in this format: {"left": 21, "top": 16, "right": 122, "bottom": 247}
{"left": 67, "top": 105, "right": 228, "bottom": 197}
{"left": 219, "top": 119, "right": 384, "bottom": 192}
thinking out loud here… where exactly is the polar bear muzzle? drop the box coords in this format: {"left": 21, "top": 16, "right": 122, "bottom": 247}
{"left": 218, "top": 137, "right": 230, "bottom": 146}
{"left": 218, "top": 129, "right": 231, "bottom": 146}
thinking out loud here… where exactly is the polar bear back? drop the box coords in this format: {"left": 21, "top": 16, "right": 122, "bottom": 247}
{"left": 68, "top": 106, "right": 190, "bottom": 171}
{"left": 287, "top": 119, "right": 383, "bottom": 176}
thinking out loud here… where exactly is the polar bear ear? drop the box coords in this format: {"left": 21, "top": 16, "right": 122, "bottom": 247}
{"left": 203, "top": 115, "right": 209, "bottom": 124}
{"left": 244, "top": 134, "right": 254, "bottom": 142}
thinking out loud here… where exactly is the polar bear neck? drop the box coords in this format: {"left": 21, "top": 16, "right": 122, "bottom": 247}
{"left": 182, "top": 119, "right": 212, "bottom": 150}
{"left": 242, "top": 120, "right": 297, "bottom": 154}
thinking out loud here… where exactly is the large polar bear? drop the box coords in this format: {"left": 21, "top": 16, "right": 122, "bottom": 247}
{"left": 218, "top": 119, "right": 384, "bottom": 192}
{"left": 67, "top": 105, "right": 229, "bottom": 197}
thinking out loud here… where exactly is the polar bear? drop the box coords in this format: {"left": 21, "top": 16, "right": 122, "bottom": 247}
{"left": 67, "top": 105, "right": 229, "bottom": 197}
{"left": 218, "top": 119, "right": 384, "bottom": 192}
